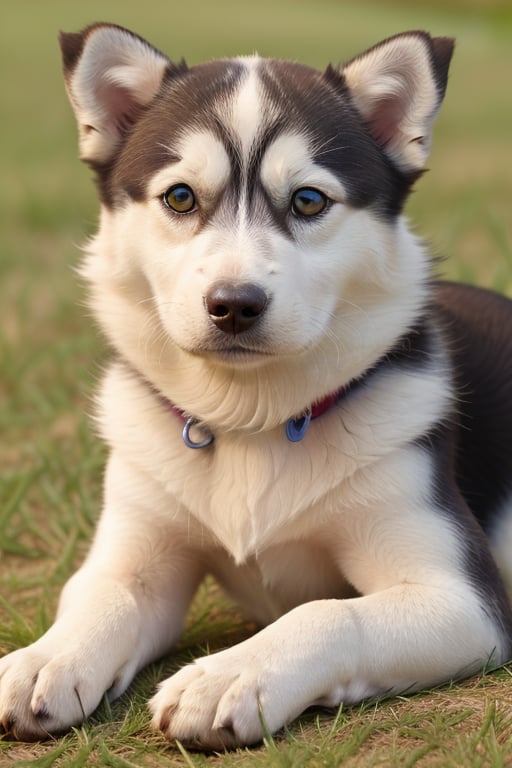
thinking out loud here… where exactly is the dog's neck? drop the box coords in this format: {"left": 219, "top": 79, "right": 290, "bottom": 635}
{"left": 130, "top": 312, "right": 432, "bottom": 448}
{"left": 166, "top": 386, "right": 347, "bottom": 449}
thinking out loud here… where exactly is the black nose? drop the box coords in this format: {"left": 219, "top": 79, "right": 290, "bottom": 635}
{"left": 205, "top": 282, "right": 268, "bottom": 335}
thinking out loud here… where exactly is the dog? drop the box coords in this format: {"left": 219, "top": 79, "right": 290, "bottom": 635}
{"left": 1, "top": 24, "right": 512, "bottom": 749}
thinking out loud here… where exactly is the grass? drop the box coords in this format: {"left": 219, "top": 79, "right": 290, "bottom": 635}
{"left": 1, "top": 0, "right": 512, "bottom": 765}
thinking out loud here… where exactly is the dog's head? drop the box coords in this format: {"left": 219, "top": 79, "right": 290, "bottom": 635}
{"left": 60, "top": 26, "right": 453, "bottom": 429}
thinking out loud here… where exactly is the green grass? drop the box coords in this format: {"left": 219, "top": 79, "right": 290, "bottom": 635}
{"left": 1, "top": 0, "right": 512, "bottom": 765}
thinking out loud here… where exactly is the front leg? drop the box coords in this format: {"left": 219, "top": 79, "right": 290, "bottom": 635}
{"left": 150, "top": 583, "right": 504, "bottom": 749}
{"left": 150, "top": 447, "right": 512, "bottom": 749}
{"left": 0, "top": 453, "right": 202, "bottom": 740}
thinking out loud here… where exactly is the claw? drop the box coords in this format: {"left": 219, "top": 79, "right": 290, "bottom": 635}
{"left": 215, "top": 719, "right": 237, "bottom": 746}
{"left": 0, "top": 715, "right": 16, "bottom": 740}
{"left": 32, "top": 703, "right": 51, "bottom": 721}
{"left": 74, "top": 687, "right": 86, "bottom": 720}
{"left": 154, "top": 702, "right": 179, "bottom": 735}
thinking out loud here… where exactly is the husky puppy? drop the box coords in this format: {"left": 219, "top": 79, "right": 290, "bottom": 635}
{"left": 1, "top": 24, "right": 512, "bottom": 749}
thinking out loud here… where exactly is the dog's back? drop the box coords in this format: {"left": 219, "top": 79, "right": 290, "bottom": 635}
{"left": 434, "top": 282, "right": 512, "bottom": 584}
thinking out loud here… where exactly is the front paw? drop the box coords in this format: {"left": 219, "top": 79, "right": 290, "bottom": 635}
{"left": 149, "top": 654, "right": 263, "bottom": 749}
{"left": 0, "top": 642, "right": 104, "bottom": 740}
{"left": 149, "top": 633, "right": 313, "bottom": 751}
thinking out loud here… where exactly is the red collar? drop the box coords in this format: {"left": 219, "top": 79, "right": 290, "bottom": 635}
{"left": 311, "top": 390, "right": 342, "bottom": 419}
{"left": 167, "top": 386, "right": 345, "bottom": 449}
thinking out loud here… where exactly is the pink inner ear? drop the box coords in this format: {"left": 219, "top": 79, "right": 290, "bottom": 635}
{"left": 367, "top": 95, "right": 405, "bottom": 148}
{"left": 94, "top": 79, "right": 142, "bottom": 136}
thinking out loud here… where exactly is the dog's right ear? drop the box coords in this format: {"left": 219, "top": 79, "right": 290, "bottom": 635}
{"left": 59, "top": 24, "right": 181, "bottom": 166}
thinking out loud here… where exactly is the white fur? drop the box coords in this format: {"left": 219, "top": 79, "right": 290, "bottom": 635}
{"left": 228, "top": 59, "right": 262, "bottom": 155}
{"left": 0, "top": 27, "right": 506, "bottom": 749}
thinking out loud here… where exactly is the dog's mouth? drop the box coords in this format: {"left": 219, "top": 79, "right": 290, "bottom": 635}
{"left": 204, "top": 344, "right": 276, "bottom": 367}
{"left": 187, "top": 336, "right": 279, "bottom": 367}
{"left": 179, "top": 327, "right": 317, "bottom": 368}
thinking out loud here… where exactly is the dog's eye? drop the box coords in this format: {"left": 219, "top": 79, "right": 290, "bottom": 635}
{"left": 291, "top": 188, "right": 328, "bottom": 218}
{"left": 163, "top": 184, "right": 196, "bottom": 214}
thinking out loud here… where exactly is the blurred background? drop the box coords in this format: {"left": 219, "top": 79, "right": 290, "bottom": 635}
{"left": 1, "top": 0, "right": 511, "bottom": 471}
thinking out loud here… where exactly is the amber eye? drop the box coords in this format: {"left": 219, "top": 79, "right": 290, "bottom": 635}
{"left": 291, "top": 187, "right": 328, "bottom": 218}
{"left": 163, "top": 184, "right": 196, "bottom": 213}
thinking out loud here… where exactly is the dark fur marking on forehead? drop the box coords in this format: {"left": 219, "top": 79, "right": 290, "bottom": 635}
{"left": 244, "top": 121, "right": 294, "bottom": 236}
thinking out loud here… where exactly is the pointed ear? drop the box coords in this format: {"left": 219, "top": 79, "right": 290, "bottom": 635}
{"left": 341, "top": 32, "right": 454, "bottom": 173}
{"left": 59, "top": 24, "right": 177, "bottom": 165}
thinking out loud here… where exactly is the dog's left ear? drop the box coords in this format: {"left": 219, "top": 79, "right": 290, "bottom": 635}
{"left": 59, "top": 24, "right": 180, "bottom": 166}
{"left": 340, "top": 32, "right": 454, "bottom": 173}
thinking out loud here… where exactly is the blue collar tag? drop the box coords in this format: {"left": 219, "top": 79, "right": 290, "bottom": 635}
{"left": 285, "top": 409, "right": 312, "bottom": 443}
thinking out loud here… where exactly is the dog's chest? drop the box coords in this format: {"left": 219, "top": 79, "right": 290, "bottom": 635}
{"left": 99, "top": 362, "right": 452, "bottom": 563}
{"left": 162, "top": 427, "right": 352, "bottom": 562}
